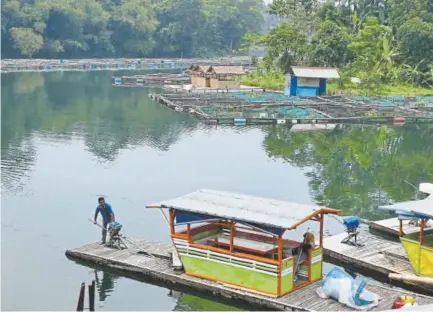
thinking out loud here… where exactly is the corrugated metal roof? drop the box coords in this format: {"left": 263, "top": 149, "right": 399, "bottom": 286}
{"left": 291, "top": 66, "right": 340, "bottom": 79}
{"left": 379, "top": 198, "right": 433, "bottom": 219}
{"left": 208, "top": 66, "right": 245, "bottom": 75}
{"left": 147, "top": 189, "right": 340, "bottom": 229}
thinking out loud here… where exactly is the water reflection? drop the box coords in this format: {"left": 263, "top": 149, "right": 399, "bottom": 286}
{"left": 168, "top": 290, "right": 246, "bottom": 311}
{"left": 1, "top": 71, "right": 197, "bottom": 193}
{"left": 263, "top": 124, "right": 433, "bottom": 219}
{"left": 94, "top": 270, "right": 118, "bottom": 302}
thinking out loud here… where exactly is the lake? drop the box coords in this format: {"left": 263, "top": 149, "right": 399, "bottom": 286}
{"left": 2, "top": 71, "right": 433, "bottom": 311}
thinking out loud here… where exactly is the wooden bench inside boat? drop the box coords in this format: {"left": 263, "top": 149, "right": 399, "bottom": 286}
{"left": 206, "top": 235, "right": 278, "bottom": 256}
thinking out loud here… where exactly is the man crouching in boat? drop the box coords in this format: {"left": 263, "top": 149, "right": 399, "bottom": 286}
{"left": 93, "top": 197, "right": 115, "bottom": 245}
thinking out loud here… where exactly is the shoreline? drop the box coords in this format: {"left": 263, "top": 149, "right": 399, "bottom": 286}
{"left": 241, "top": 73, "right": 433, "bottom": 97}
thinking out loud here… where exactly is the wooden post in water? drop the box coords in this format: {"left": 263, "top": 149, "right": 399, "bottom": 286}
{"left": 76, "top": 282, "right": 85, "bottom": 311}
{"left": 88, "top": 280, "right": 96, "bottom": 311}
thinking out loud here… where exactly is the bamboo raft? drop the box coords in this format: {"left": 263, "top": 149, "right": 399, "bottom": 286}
{"left": 149, "top": 92, "right": 433, "bottom": 126}
{"left": 65, "top": 238, "right": 433, "bottom": 311}
{"left": 1, "top": 57, "right": 255, "bottom": 73}
{"left": 323, "top": 231, "right": 433, "bottom": 296}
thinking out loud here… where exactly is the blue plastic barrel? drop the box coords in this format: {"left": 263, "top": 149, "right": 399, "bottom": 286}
{"left": 343, "top": 216, "right": 360, "bottom": 230}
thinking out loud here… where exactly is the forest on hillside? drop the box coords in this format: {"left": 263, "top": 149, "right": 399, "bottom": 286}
{"left": 1, "top": 0, "right": 266, "bottom": 58}
{"left": 243, "top": 0, "right": 433, "bottom": 87}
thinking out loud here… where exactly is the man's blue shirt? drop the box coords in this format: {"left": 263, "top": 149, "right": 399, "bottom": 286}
{"left": 95, "top": 203, "right": 114, "bottom": 224}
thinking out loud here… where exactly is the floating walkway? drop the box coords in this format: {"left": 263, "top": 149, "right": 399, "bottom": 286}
{"left": 112, "top": 74, "right": 191, "bottom": 86}
{"left": 323, "top": 231, "right": 433, "bottom": 296}
{"left": 65, "top": 239, "right": 433, "bottom": 311}
{"left": 149, "top": 92, "right": 433, "bottom": 126}
{"left": 1, "top": 57, "right": 254, "bottom": 73}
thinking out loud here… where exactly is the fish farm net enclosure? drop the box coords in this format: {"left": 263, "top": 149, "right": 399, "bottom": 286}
{"left": 1, "top": 56, "right": 255, "bottom": 72}
{"left": 150, "top": 91, "right": 433, "bottom": 125}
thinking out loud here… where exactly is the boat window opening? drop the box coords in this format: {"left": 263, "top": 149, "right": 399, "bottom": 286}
{"left": 405, "top": 228, "right": 433, "bottom": 246}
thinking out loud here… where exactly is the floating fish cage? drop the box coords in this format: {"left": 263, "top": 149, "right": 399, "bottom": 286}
{"left": 1, "top": 56, "right": 255, "bottom": 73}
{"left": 351, "top": 96, "right": 433, "bottom": 108}
{"left": 112, "top": 74, "right": 191, "bottom": 86}
{"left": 199, "top": 105, "right": 326, "bottom": 119}
{"left": 149, "top": 91, "right": 433, "bottom": 126}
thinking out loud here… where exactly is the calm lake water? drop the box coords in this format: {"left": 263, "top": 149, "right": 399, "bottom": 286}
{"left": 2, "top": 71, "right": 433, "bottom": 311}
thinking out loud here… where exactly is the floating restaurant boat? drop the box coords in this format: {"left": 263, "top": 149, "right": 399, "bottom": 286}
{"left": 146, "top": 189, "right": 342, "bottom": 297}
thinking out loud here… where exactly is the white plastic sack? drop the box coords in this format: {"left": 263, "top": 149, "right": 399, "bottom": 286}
{"left": 316, "top": 267, "right": 381, "bottom": 310}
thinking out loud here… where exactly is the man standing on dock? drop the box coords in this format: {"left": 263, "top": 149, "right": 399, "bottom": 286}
{"left": 93, "top": 197, "right": 115, "bottom": 245}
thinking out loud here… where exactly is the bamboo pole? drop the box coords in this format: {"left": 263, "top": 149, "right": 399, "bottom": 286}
{"left": 88, "top": 280, "right": 95, "bottom": 311}
{"left": 76, "top": 282, "right": 85, "bottom": 311}
{"left": 389, "top": 273, "right": 433, "bottom": 286}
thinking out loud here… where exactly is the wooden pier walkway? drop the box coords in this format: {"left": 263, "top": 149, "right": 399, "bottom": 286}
{"left": 323, "top": 231, "right": 433, "bottom": 296}
{"left": 66, "top": 239, "right": 433, "bottom": 311}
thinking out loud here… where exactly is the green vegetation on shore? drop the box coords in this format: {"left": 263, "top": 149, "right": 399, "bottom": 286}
{"left": 241, "top": 71, "right": 433, "bottom": 96}
{"left": 242, "top": 0, "right": 433, "bottom": 93}
{"left": 1, "top": 0, "right": 265, "bottom": 58}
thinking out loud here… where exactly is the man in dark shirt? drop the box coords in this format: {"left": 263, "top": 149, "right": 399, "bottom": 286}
{"left": 93, "top": 197, "right": 115, "bottom": 244}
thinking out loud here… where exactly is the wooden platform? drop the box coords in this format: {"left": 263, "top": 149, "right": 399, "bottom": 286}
{"left": 369, "top": 217, "right": 433, "bottom": 237}
{"left": 323, "top": 231, "right": 433, "bottom": 295}
{"left": 65, "top": 239, "right": 433, "bottom": 311}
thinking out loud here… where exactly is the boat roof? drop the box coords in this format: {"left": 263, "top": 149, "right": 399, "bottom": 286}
{"left": 420, "top": 182, "right": 433, "bottom": 195}
{"left": 379, "top": 198, "right": 433, "bottom": 219}
{"left": 147, "top": 189, "right": 341, "bottom": 230}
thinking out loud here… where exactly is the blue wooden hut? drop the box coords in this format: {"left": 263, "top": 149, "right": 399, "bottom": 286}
{"left": 284, "top": 66, "right": 340, "bottom": 96}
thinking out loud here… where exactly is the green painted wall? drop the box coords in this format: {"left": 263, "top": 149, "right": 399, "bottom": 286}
{"left": 181, "top": 255, "right": 278, "bottom": 294}
{"left": 310, "top": 248, "right": 322, "bottom": 280}
{"left": 281, "top": 258, "right": 293, "bottom": 294}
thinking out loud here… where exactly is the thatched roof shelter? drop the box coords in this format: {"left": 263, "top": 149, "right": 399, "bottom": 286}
{"left": 188, "top": 64, "right": 211, "bottom": 75}
{"left": 207, "top": 66, "right": 246, "bottom": 75}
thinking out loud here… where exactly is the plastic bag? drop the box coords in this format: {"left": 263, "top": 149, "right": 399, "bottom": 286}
{"left": 316, "top": 267, "right": 381, "bottom": 310}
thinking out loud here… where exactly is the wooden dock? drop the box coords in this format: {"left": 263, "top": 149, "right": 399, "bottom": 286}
{"left": 323, "top": 231, "right": 433, "bottom": 296}
{"left": 369, "top": 217, "right": 433, "bottom": 237}
{"left": 65, "top": 239, "right": 433, "bottom": 311}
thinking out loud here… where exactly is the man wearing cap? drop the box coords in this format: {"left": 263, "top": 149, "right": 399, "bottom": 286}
{"left": 93, "top": 197, "right": 115, "bottom": 244}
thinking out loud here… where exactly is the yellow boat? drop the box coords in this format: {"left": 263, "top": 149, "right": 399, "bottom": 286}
{"left": 380, "top": 198, "right": 433, "bottom": 277}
